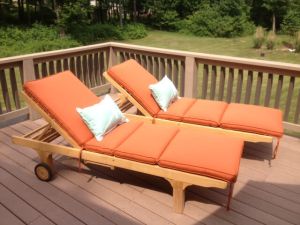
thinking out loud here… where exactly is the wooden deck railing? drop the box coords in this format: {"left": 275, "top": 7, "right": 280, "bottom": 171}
{"left": 1, "top": 42, "right": 300, "bottom": 132}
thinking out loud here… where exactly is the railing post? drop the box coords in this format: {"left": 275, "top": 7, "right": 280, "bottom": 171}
{"left": 108, "top": 46, "right": 118, "bottom": 94}
{"left": 23, "top": 59, "right": 40, "bottom": 120}
{"left": 184, "top": 56, "right": 198, "bottom": 98}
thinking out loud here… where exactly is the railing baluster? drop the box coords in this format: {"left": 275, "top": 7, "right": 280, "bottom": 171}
{"left": 56, "top": 59, "right": 62, "bottom": 73}
{"left": 70, "top": 57, "right": 76, "bottom": 74}
{"left": 136, "top": 54, "right": 142, "bottom": 64}
{"left": 210, "top": 65, "right": 217, "bottom": 100}
{"left": 245, "top": 71, "right": 253, "bottom": 104}
{"left": 49, "top": 61, "right": 55, "bottom": 74}
{"left": 99, "top": 51, "right": 105, "bottom": 84}
{"left": 294, "top": 89, "right": 300, "bottom": 124}
{"left": 34, "top": 64, "right": 40, "bottom": 79}
{"left": 0, "top": 69, "right": 12, "bottom": 112}
{"left": 76, "top": 56, "right": 83, "bottom": 81}
{"left": 202, "top": 64, "right": 209, "bottom": 99}
{"left": 120, "top": 52, "right": 125, "bottom": 62}
{"left": 159, "top": 58, "right": 165, "bottom": 79}
{"left": 254, "top": 72, "right": 263, "bottom": 105}
{"left": 173, "top": 60, "right": 179, "bottom": 88}
{"left": 141, "top": 55, "right": 147, "bottom": 69}
{"left": 9, "top": 68, "right": 21, "bottom": 109}
{"left": 147, "top": 56, "right": 153, "bottom": 74}
{"left": 180, "top": 60, "right": 185, "bottom": 96}
{"left": 88, "top": 54, "right": 95, "bottom": 87}
{"left": 41, "top": 62, "right": 48, "bottom": 77}
{"left": 94, "top": 52, "right": 100, "bottom": 86}
{"left": 63, "top": 58, "right": 69, "bottom": 71}
{"left": 235, "top": 69, "right": 243, "bottom": 103}
{"left": 226, "top": 68, "right": 234, "bottom": 103}
{"left": 153, "top": 57, "right": 159, "bottom": 79}
{"left": 82, "top": 55, "right": 89, "bottom": 87}
{"left": 284, "top": 76, "right": 295, "bottom": 121}
{"left": 274, "top": 75, "right": 284, "bottom": 108}
{"left": 166, "top": 58, "right": 172, "bottom": 77}
{"left": 218, "top": 67, "right": 225, "bottom": 101}
{"left": 264, "top": 73, "right": 273, "bottom": 107}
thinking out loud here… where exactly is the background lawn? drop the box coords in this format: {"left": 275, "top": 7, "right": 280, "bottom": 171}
{"left": 124, "top": 30, "right": 300, "bottom": 64}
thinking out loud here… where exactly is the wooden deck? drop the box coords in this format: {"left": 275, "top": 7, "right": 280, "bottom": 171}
{"left": 1, "top": 119, "right": 300, "bottom": 225}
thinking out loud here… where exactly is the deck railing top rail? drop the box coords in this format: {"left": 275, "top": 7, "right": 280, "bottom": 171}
{"left": 0, "top": 42, "right": 300, "bottom": 132}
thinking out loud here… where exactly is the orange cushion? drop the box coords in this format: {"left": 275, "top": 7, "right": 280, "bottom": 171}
{"left": 182, "top": 99, "right": 228, "bottom": 127}
{"left": 156, "top": 97, "right": 196, "bottom": 121}
{"left": 24, "top": 71, "right": 98, "bottom": 146}
{"left": 114, "top": 123, "right": 179, "bottom": 164}
{"left": 221, "top": 103, "right": 283, "bottom": 137}
{"left": 84, "top": 121, "right": 143, "bottom": 155}
{"left": 108, "top": 59, "right": 160, "bottom": 116}
{"left": 159, "top": 130, "right": 244, "bottom": 182}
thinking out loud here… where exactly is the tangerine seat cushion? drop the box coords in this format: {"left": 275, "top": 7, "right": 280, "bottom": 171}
{"left": 108, "top": 59, "right": 161, "bottom": 116}
{"left": 24, "top": 71, "right": 99, "bottom": 146}
{"left": 182, "top": 99, "right": 228, "bottom": 127}
{"left": 159, "top": 130, "right": 244, "bottom": 182}
{"left": 114, "top": 123, "right": 179, "bottom": 164}
{"left": 156, "top": 97, "right": 196, "bottom": 121}
{"left": 220, "top": 103, "right": 283, "bottom": 137}
{"left": 84, "top": 121, "right": 143, "bottom": 155}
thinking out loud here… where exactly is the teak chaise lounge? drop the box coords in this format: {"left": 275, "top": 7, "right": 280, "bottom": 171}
{"left": 12, "top": 71, "right": 244, "bottom": 213}
{"left": 104, "top": 59, "right": 283, "bottom": 158}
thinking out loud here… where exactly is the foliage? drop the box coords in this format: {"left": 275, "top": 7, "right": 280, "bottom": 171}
{"left": 253, "top": 26, "right": 265, "bottom": 49}
{"left": 122, "top": 23, "right": 148, "bottom": 39}
{"left": 266, "top": 31, "right": 276, "bottom": 49}
{"left": 281, "top": 9, "right": 300, "bottom": 35}
{"left": 295, "top": 31, "right": 300, "bottom": 52}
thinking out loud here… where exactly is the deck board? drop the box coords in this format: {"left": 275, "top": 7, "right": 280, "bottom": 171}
{"left": 1, "top": 119, "right": 300, "bottom": 225}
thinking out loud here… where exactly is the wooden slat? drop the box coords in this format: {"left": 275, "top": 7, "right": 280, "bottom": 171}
{"left": 0, "top": 203, "right": 25, "bottom": 225}
{"left": 33, "top": 64, "right": 40, "bottom": 79}
{"left": 264, "top": 73, "right": 273, "bottom": 107}
{"left": 88, "top": 54, "right": 95, "bottom": 87}
{"left": 147, "top": 56, "right": 153, "bottom": 74}
{"left": 209, "top": 65, "right": 217, "bottom": 100}
{"left": 166, "top": 58, "right": 172, "bottom": 78}
{"left": 159, "top": 58, "right": 165, "bottom": 79}
{"left": 82, "top": 55, "right": 89, "bottom": 87}
{"left": 218, "top": 67, "right": 226, "bottom": 101}
{"left": 141, "top": 55, "right": 147, "bottom": 69}
{"left": 99, "top": 52, "right": 105, "bottom": 84}
{"left": 202, "top": 64, "right": 209, "bottom": 99}
{"left": 70, "top": 57, "right": 76, "bottom": 74}
{"left": 63, "top": 58, "right": 69, "bottom": 71}
{"left": 0, "top": 69, "right": 12, "bottom": 112}
{"left": 120, "top": 52, "right": 126, "bottom": 62}
{"left": 254, "top": 72, "right": 263, "bottom": 105}
{"left": 41, "top": 62, "right": 48, "bottom": 77}
{"left": 48, "top": 61, "right": 55, "bottom": 75}
{"left": 244, "top": 71, "right": 253, "bottom": 104}
{"left": 294, "top": 89, "right": 300, "bottom": 124}
{"left": 235, "top": 69, "right": 243, "bottom": 103}
{"left": 9, "top": 68, "right": 21, "bottom": 109}
{"left": 94, "top": 53, "right": 100, "bottom": 86}
{"left": 56, "top": 59, "right": 62, "bottom": 73}
{"left": 153, "top": 57, "right": 159, "bottom": 79}
{"left": 284, "top": 76, "right": 295, "bottom": 121}
{"left": 180, "top": 60, "right": 185, "bottom": 96}
{"left": 125, "top": 52, "right": 130, "bottom": 60}
{"left": 75, "top": 56, "right": 82, "bottom": 81}
{"left": 226, "top": 68, "right": 234, "bottom": 103}
{"left": 173, "top": 60, "right": 179, "bottom": 88}
{"left": 274, "top": 75, "right": 284, "bottom": 109}
{"left": 136, "top": 54, "right": 142, "bottom": 64}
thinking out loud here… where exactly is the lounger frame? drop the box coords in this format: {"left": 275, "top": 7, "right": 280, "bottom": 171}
{"left": 12, "top": 91, "right": 233, "bottom": 213}
{"left": 104, "top": 72, "right": 281, "bottom": 158}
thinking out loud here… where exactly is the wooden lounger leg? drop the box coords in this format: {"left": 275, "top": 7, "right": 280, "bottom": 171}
{"left": 272, "top": 138, "right": 281, "bottom": 159}
{"left": 167, "top": 179, "right": 189, "bottom": 213}
{"left": 226, "top": 182, "right": 234, "bottom": 210}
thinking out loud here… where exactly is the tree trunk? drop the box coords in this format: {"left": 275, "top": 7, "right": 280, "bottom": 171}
{"left": 119, "top": 1, "right": 123, "bottom": 27}
{"left": 272, "top": 12, "right": 276, "bottom": 33}
{"left": 133, "top": 0, "right": 136, "bottom": 22}
{"left": 25, "top": 0, "right": 31, "bottom": 24}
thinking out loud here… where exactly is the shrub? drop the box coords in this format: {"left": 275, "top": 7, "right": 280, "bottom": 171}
{"left": 295, "top": 31, "right": 300, "bottom": 53}
{"left": 281, "top": 10, "right": 300, "bottom": 35}
{"left": 253, "top": 26, "right": 265, "bottom": 49}
{"left": 266, "top": 31, "right": 276, "bottom": 50}
{"left": 122, "top": 23, "right": 147, "bottom": 39}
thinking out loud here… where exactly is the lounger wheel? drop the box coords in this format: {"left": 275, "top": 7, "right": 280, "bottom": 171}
{"left": 34, "top": 163, "right": 53, "bottom": 182}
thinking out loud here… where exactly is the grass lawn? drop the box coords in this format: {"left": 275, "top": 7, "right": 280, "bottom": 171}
{"left": 124, "top": 30, "right": 300, "bottom": 64}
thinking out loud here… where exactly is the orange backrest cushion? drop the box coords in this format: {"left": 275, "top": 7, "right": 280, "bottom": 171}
{"left": 24, "top": 71, "right": 99, "bottom": 146}
{"left": 108, "top": 59, "right": 161, "bottom": 116}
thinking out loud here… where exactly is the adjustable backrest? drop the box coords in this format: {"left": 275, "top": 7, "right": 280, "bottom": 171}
{"left": 24, "top": 71, "right": 99, "bottom": 146}
{"left": 108, "top": 59, "right": 161, "bottom": 116}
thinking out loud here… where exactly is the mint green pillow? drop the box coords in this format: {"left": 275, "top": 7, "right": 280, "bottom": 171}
{"left": 76, "top": 95, "right": 128, "bottom": 141}
{"left": 149, "top": 75, "right": 179, "bottom": 111}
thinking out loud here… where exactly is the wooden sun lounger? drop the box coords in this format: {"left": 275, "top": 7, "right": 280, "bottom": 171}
{"left": 104, "top": 59, "right": 284, "bottom": 158}
{"left": 12, "top": 71, "right": 244, "bottom": 213}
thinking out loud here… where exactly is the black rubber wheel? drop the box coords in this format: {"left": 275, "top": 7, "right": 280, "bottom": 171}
{"left": 34, "top": 163, "right": 53, "bottom": 182}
